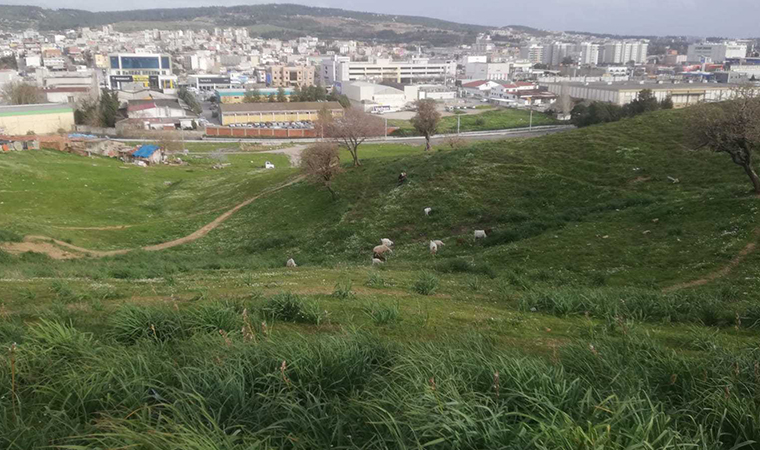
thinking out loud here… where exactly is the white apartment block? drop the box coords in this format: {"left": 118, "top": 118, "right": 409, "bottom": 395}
{"left": 578, "top": 43, "right": 600, "bottom": 65}
{"left": 602, "top": 41, "right": 648, "bottom": 64}
{"left": 320, "top": 56, "right": 456, "bottom": 86}
{"left": 686, "top": 42, "right": 747, "bottom": 63}
{"left": 520, "top": 43, "right": 544, "bottom": 64}
{"left": 543, "top": 42, "right": 574, "bottom": 66}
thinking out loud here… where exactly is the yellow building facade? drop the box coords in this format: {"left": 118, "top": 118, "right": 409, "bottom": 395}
{"left": 0, "top": 104, "right": 75, "bottom": 135}
{"left": 220, "top": 102, "right": 344, "bottom": 126}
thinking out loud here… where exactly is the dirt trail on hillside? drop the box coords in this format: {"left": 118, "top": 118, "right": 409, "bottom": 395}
{"left": 0, "top": 176, "right": 304, "bottom": 260}
{"left": 260, "top": 145, "right": 307, "bottom": 167}
{"left": 663, "top": 228, "right": 760, "bottom": 292}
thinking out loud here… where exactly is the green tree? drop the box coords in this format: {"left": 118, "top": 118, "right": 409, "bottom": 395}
{"left": 178, "top": 87, "right": 202, "bottom": 115}
{"left": 624, "top": 89, "right": 659, "bottom": 116}
{"left": 98, "top": 88, "right": 121, "bottom": 128}
{"left": 0, "top": 55, "right": 17, "bottom": 70}
{"left": 660, "top": 96, "right": 674, "bottom": 109}
{"left": 277, "top": 87, "right": 287, "bottom": 102}
{"left": 292, "top": 85, "right": 302, "bottom": 102}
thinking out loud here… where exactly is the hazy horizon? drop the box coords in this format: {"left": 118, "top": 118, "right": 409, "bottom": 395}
{"left": 1, "top": 0, "right": 758, "bottom": 38}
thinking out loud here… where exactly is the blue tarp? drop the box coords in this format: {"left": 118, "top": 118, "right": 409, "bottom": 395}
{"left": 133, "top": 145, "right": 160, "bottom": 158}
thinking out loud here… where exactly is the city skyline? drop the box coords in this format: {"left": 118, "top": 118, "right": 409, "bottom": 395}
{"left": 1, "top": 0, "right": 758, "bottom": 38}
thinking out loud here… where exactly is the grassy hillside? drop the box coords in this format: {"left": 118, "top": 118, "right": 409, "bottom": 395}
{"left": 2, "top": 108, "right": 760, "bottom": 448}
{"left": 0, "top": 3, "right": 488, "bottom": 43}
{"left": 389, "top": 108, "right": 559, "bottom": 135}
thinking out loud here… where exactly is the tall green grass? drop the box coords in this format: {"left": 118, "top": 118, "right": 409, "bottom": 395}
{"left": 1, "top": 308, "right": 759, "bottom": 449}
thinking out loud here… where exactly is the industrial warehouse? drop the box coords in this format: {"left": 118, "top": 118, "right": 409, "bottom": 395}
{"left": 0, "top": 103, "right": 75, "bottom": 135}
{"left": 219, "top": 101, "right": 344, "bottom": 126}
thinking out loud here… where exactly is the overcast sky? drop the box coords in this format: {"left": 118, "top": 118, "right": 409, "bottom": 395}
{"left": 7, "top": 0, "right": 760, "bottom": 38}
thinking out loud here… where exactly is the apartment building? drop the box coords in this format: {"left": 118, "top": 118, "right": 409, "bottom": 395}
{"left": 601, "top": 41, "right": 648, "bottom": 65}
{"left": 266, "top": 65, "right": 315, "bottom": 88}
{"left": 519, "top": 43, "right": 544, "bottom": 64}
{"left": 578, "top": 43, "right": 600, "bottom": 65}
{"left": 320, "top": 56, "right": 456, "bottom": 86}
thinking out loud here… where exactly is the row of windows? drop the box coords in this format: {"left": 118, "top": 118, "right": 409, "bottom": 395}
{"left": 110, "top": 56, "right": 171, "bottom": 70}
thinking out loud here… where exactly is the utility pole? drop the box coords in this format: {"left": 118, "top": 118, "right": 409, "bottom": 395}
{"left": 384, "top": 117, "right": 388, "bottom": 140}
{"left": 529, "top": 102, "right": 533, "bottom": 131}
{"left": 457, "top": 114, "right": 461, "bottom": 134}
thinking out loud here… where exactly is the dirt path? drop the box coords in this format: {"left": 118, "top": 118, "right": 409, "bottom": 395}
{"left": 663, "top": 228, "right": 760, "bottom": 292}
{"left": 260, "top": 145, "right": 307, "bottom": 167}
{"left": 0, "top": 176, "right": 304, "bottom": 260}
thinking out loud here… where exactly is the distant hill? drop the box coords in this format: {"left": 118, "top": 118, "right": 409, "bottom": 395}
{"left": 0, "top": 3, "right": 491, "bottom": 45}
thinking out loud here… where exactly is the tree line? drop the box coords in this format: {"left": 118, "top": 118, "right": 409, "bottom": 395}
{"left": 242, "top": 85, "right": 350, "bottom": 107}
{"left": 570, "top": 89, "right": 673, "bottom": 128}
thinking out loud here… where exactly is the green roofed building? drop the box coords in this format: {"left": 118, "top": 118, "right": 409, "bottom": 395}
{"left": 0, "top": 103, "right": 75, "bottom": 135}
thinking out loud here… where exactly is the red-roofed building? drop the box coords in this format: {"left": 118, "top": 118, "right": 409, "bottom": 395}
{"left": 489, "top": 82, "right": 538, "bottom": 100}
{"left": 460, "top": 80, "right": 502, "bottom": 98}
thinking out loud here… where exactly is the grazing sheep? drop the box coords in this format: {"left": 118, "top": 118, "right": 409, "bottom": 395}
{"left": 380, "top": 238, "right": 394, "bottom": 248}
{"left": 372, "top": 258, "right": 384, "bottom": 265}
{"left": 432, "top": 240, "right": 445, "bottom": 247}
{"left": 474, "top": 230, "right": 487, "bottom": 239}
{"left": 373, "top": 244, "right": 393, "bottom": 260}
{"left": 429, "top": 240, "right": 438, "bottom": 255}
{"left": 424, "top": 207, "right": 432, "bottom": 216}
{"left": 286, "top": 258, "right": 297, "bottom": 268}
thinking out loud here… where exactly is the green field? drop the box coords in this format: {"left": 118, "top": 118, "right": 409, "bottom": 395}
{"left": 2, "top": 108, "right": 760, "bottom": 448}
{"left": 389, "top": 108, "right": 559, "bottom": 136}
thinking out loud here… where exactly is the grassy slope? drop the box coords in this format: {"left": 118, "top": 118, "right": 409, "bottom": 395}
{"left": 2, "top": 108, "right": 760, "bottom": 448}
{"left": 389, "top": 108, "right": 559, "bottom": 135}
{"left": 203, "top": 109, "right": 757, "bottom": 288}
{"left": 0, "top": 149, "right": 292, "bottom": 249}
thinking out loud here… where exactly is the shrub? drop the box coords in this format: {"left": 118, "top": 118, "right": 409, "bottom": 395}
{"left": 332, "top": 279, "right": 354, "bottom": 299}
{"left": 364, "top": 301, "right": 401, "bottom": 325}
{"left": 365, "top": 271, "right": 387, "bottom": 288}
{"left": 0, "top": 229, "right": 22, "bottom": 242}
{"left": 412, "top": 271, "right": 439, "bottom": 296}
{"left": 435, "top": 258, "right": 496, "bottom": 279}
{"left": 109, "top": 305, "right": 186, "bottom": 343}
{"left": 262, "top": 292, "right": 324, "bottom": 324}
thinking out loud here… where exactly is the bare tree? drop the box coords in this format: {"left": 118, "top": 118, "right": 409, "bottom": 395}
{"left": 157, "top": 130, "right": 185, "bottom": 154}
{"left": 688, "top": 86, "right": 760, "bottom": 195}
{"left": 410, "top": 99, "right": 441, "bottom": 151}
{"left": 301, "top": 142, "right": 343, "bottom": 200}
{"left": 1, "top": 81, "right": 44, "bottom": 105}
{"left": 324, "top": 107, "right": 385, "bottom": 167}
{"left": 313, "top": 104, "right": 334, "bottom": 140}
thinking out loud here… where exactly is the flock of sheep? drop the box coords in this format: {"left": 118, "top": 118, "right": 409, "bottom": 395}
{"left": 370, "top": 207, "right": 488, "bottom": 265}
{"left": 285, "top": 207, "right": 488, "bottom": 268}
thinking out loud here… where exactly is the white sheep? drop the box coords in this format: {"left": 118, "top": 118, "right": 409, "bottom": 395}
{"left": 424, "top": 207, "right": 432, "bottom": 216}
{"left": 372, "top": 258, "right": 384, "bottom": 265}
{"left": 286, "top": 258, "right": 297, "bottom": 268}
{"left": 432, "top": 240, "right": 445, "bottom": 247}
{"left": 474, "top": 230, "right": 487, "bottom": 239}
{"left": 380, "top": 238, "right": 394, "bottom": 248}
{"left": 373, "top": 244, "right": 393, "bottom": 259}
{"left": 429, "top": 240, "right": 438, "bottom": 255}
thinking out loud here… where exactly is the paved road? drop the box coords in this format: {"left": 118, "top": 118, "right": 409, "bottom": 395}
{"left": 115, "top": 125, "right": 574, "bottom": 146}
